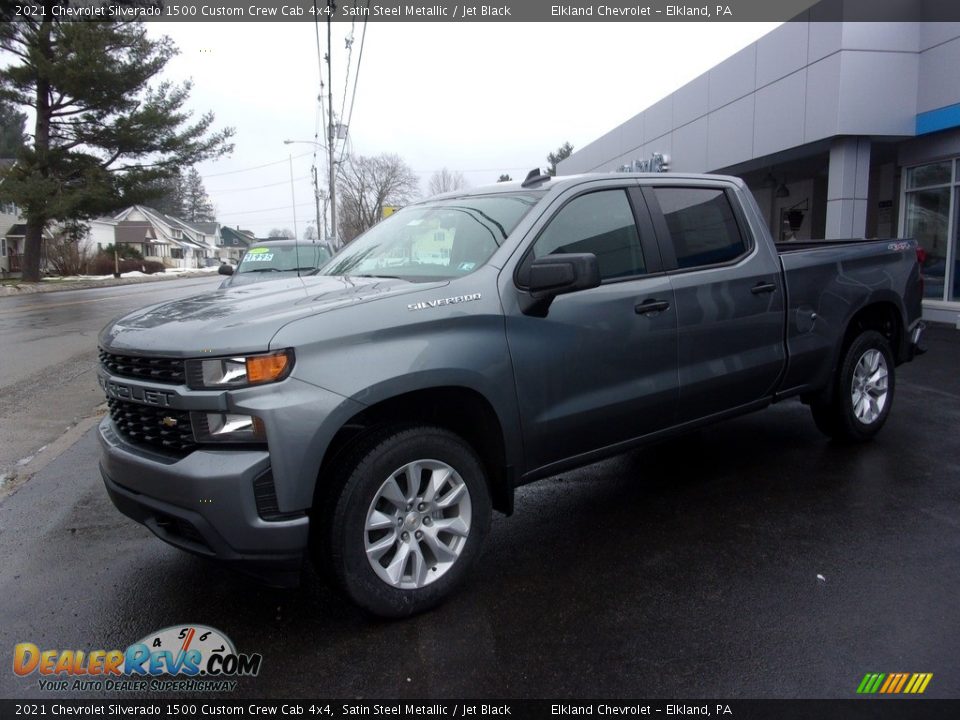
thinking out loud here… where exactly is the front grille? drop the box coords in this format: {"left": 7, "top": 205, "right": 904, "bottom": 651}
{"left": 99, "top": 349, "right": 185, "bottom": 385}
{"left": 107, "top": 398, "right": 197, "bottom": 456}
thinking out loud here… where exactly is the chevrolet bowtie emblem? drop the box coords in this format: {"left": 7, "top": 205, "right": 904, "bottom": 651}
{"left": 160, "top": 416, "right": 178, "bottom": 428}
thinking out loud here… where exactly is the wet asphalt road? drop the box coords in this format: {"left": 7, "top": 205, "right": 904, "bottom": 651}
{"left": 0, "top": 277, "right": 222, "bottom": 481}
{"left": 0, "top": 325, "right": 958, "bottom": 700}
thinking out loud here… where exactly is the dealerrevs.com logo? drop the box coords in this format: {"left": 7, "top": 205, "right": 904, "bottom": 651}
{"left": 13, "top": 624, "right": 262, "bottom": 693}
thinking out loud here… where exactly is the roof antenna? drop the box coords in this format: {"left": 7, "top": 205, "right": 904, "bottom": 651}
{"left": 521, "top": 168, "right": 551, "bottom": 188}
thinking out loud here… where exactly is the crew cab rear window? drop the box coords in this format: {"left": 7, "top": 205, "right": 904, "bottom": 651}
{"left": 533, "top": 189, "right": 645, "bottom": 280}
{"left": 653, "top": 187, "right": 746, "bottom": 269}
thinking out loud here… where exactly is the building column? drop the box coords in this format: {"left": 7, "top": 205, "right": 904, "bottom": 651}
{"left": 825, "top": 137, "right": 871, "bottom": 239}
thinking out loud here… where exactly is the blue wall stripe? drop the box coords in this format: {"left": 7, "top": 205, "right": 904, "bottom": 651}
{"left": 917, "top": 103, "right": 960, "bottom": 135}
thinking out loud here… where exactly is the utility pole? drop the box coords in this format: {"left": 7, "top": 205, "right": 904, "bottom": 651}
{"left": 326, "top": 0, "right": 338, "bottom": 247}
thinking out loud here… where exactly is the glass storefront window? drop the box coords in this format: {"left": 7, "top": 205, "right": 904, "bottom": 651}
{"left": 906, "top": 161, "right": 952, "bottom": 189}
{"left": 905, "top": 187, "right": 951, "bottom": 299}
{"left": 954, "top": 188, "right": 960, "bottom": 301}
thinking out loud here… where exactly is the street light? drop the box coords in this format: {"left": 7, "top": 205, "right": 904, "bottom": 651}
{"left": 284, "top": 138, "right": 337, "bottom": 247}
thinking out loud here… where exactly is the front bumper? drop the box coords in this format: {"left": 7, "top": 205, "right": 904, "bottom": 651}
{"left": 98, "top": 418, "right": 309, "bottom": 587}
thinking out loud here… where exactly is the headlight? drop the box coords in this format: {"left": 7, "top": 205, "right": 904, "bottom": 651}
{"left": 191, "top": 412, "right": 267, "bottom": 443}
{"left": 185, "top": 350, "right": 293, "bottom": 389}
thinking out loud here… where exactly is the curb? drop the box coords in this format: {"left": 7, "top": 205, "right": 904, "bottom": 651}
{"left": 0, "top": 270, "right": 219, "bottom": 296}
{"left": 0, "top": 410, "right": 105, "bottom": 503}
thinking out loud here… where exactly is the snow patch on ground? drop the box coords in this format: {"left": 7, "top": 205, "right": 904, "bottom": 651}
{"left": 41, "top": 266, "right": 220, "bottom": 282}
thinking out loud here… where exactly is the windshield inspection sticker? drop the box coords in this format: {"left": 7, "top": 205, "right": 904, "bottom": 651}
{"left": 408, "top": 293, "right": 482, "bottom": 311}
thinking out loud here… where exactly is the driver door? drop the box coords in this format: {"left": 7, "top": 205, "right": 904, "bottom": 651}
{"left": 501, "top": 183, "right": 680, "bottom": 475}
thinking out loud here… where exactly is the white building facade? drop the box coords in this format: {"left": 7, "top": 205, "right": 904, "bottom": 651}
{"left": 558, "top": 18, "right": 960, "bottom": 324}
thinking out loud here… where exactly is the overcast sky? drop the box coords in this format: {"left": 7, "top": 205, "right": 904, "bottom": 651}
{"left": 154, "top": 21, "right": 781, "bottom": 237}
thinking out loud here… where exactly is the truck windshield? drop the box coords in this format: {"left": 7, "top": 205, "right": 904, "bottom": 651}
{"left": 237, "top": 244, "right": 332, "bottom": 274}
{"left": 319, "top": 192, "right": 544, "bottom": 281}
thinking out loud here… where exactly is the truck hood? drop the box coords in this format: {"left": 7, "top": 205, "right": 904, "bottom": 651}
{"left": 99, "top": 275, "right": 445, "bottom": 355}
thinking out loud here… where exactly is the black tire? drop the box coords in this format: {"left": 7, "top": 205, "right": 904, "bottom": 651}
{"left": 317, "top": 425, "right": 491, "bottom": 618}
{"left": 810, "top": 330, "right": 895, "bottom": 442}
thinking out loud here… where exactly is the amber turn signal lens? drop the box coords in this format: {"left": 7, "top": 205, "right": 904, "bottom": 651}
{"left": 245, "top": 352, "right": 289, "bottom": 384}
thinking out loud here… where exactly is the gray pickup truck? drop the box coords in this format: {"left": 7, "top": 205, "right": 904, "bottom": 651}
{"left": 98, "top": 172, "right": 925, "bottom": 616}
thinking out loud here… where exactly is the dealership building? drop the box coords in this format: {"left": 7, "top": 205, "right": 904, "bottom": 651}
{"left": 557, "top": 17, "right": 960, "bottom": 323}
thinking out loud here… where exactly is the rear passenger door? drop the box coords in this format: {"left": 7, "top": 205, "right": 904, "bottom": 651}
{"left": 643, "top": 184, "right": 785, "bottom": 422}
{"left": 503, "top": 183, "right": 679, "bottom": 473}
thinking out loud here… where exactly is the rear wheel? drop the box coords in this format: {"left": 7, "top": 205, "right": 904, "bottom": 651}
{"left": 318, "top": 425, "right": 491, "bottom": 617}
{"left": 810, "top": 330, "right": 895, "bottom": 442}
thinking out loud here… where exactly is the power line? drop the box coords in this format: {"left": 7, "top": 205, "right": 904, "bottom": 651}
{"left": 208, "top": 175, "right": 310, "bottom": 194}
{"left": 336, "top": 8, "right": 356, "bottom": 150}
{"left": 413, "top": 166, "right": 540, "bottom": 174}
{"left": 224, "top": 216, "right": 318, "bottom": 229}
{"left": 218, "top": 201, "right": 317, "bottom": 218}
{"left": 201, "top": 151, "right": 314, "bottom": 179}
{"left": 337, "top": 4, "right": 368, "bottom": 172}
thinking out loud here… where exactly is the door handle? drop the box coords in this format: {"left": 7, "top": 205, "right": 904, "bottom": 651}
{"left": 751, "top": 282, "right": 777, "bottom": 295}
{"left": 635, "top": 299, "right": 670, "bottom": 315}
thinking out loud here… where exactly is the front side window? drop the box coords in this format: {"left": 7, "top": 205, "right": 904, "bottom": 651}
{"left": 653, "top": 187, "right": 746, "bottom": 269}
{"left": 532, "top": 189, "right": 645, "bottom": 281}
{"left": 321, "top": 193, "right": 543, "bottom": 281}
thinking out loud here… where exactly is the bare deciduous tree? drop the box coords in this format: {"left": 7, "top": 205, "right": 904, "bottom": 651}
{"left": 427, "top": 167, "right": 467, "bottom": 196}
{"left": 338, "top": 153, "right": 420, "bottom": 243}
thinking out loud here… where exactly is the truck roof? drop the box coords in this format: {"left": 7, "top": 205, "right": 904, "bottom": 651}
{"left": 422, "top": 172, "right": 746, "bottom": 202}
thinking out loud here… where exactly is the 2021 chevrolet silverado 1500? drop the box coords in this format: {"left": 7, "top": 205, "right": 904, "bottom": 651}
{"left": 98, "top": 172, "right": 925, "bottom": 616}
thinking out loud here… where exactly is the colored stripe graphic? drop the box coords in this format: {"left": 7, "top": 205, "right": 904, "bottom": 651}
{"left": 857, "top": 673, "right": 932, "bottom": 694}
{"left": 893, "top": 673, "right": 910, "bottom": 693}
{"left": 857, "top": 673, "right": 885, "bottom": 694}
{"left": 879, "top": 674, "right": 897, "bottom": 693}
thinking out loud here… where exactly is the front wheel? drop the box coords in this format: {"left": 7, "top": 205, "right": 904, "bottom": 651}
{"left": 319, "top": 426, "right": 491, "bottom": 617}
{"left": 810, "top": 330, "right": 895, "bottom": 442}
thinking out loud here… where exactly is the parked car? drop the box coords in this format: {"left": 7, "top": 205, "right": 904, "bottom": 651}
{"left": 97, "top": 172, "right": 925, "bottom": 617}
{"left": 218, "top": 239, "right": 332, "bottom": 287}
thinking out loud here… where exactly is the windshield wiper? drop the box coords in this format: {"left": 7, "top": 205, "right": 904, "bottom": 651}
{"left": 354, "top": 274, "right": 403, "bottom": 279}
{"left": 241, "top": 267, "right": 284, "bottom": 273}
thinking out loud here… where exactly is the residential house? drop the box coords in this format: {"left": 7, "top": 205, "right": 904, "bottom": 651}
{"left": 0, "top": 158, "right": 21, "bottom": 276}
{"left": 218, "top": 226, "right": 255, "bottom": 264}
{"left": 85, "top": 217, "right": 118, "bottom": 255}
{"left": 1, "top": 222, "right": 25, "bottom": 276}
{"left": 113, "top": 206, "right": 219, "bottom": 269}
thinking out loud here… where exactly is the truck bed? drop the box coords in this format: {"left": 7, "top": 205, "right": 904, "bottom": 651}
{"left": 774, "top": 236, "right": 921, "bottom": 396}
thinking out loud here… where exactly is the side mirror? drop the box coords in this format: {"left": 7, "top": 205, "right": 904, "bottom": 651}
{"left": 218, "top": 264, "right": 234, "bottom": 276}
{"left": 519, "top": 253, "right": 600, "bottom": 316}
